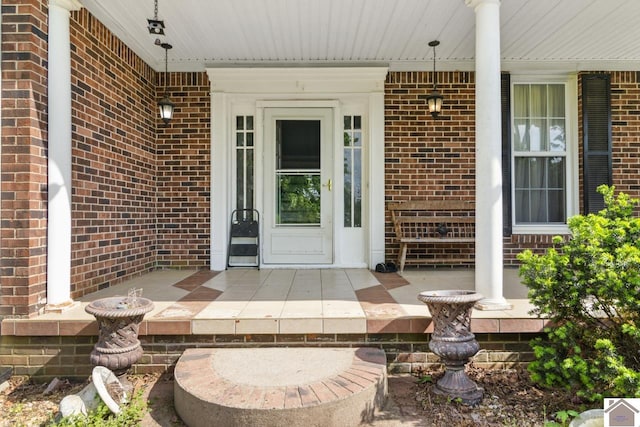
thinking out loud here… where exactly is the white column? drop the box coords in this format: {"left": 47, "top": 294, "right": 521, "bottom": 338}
{"left": 466, "top": 0, "right": 511, "bottom": 310}
{"left": 208, "top": 89, "right": 228, "bottom": 271}
{"left": 368, "top": 91, "right": 386, "bottom": 268}
{"left": 46, "top": 0, "right": 81, "bottom": 310}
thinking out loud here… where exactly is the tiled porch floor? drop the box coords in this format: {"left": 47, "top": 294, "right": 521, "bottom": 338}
{"left": 1, "top": 268, "right": 547, "bottom": 337}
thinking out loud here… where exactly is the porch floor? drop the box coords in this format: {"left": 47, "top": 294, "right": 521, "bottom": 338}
{"left": 1, "top": 268, "right": 546, "bottom": 337}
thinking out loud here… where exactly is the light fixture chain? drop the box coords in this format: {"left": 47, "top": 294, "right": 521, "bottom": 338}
{"left": 154, "top": 0, "right": 159, "bottom": 20}
{"left": 164, "top": 44, "right": 168, "bottom": 92}
{"left": 433, "top": 44, "right": 438, "bottom": 90}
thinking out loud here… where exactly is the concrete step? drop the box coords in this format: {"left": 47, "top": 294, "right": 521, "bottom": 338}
{"left": 174, "top": 347, "right": 388, "bottom": 427}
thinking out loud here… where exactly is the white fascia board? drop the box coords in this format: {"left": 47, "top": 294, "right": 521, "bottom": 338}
{"left": 205, "top": 67, "right": 389, "bottom": 94}
{"left": 390, "top": 59, "right": 640, "bottom": 73}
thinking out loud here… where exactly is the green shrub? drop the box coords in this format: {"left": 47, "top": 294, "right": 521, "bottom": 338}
{"left": 518, "top": 185, "right": 640, "bottom": 401}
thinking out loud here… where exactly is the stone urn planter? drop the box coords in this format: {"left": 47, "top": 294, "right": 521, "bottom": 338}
{"left": 85, "top": 294, "right": 154, "bottom": 375}
{"left": 418, "top": 290, "right": 483, "bottom": 405}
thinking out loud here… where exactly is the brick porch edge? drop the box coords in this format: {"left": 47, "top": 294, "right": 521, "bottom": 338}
{"left": 0, "top": 332, "right": 541, "bottom": 380}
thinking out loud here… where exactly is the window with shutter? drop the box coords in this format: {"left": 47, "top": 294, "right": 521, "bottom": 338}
{"left": 509, "top": 75, "right": 578, "bottom": 234}
{"left": 501, "top": 73, "right": 512, "bottom": 236}
{"left": 582, "top": 74, "right": 612, "bottom": 214}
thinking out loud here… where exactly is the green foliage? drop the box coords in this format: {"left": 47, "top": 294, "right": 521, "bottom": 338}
{"left": 518, "top": 185, "right": 640, "bottom": 401}
{"left": 417, "top": 375, "right": 433, "bottom": 384}
{"left": 50, "top": 389, "right": 146, "bottom": 427}
{"left": 544, "top": 409, "right": 580, "bottom": 427}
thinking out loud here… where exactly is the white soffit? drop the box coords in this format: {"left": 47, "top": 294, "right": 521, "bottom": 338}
{"left": 80, "top": 0, "right": 640, "bottom": 72}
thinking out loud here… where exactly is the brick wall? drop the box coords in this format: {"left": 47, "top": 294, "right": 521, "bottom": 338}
{"left": 384, "top": 72, "right": 476, "bottom": 265}
{"left": 0, "top": 3, "right": 212, "bottom": 317}
{"left": 608, "top": 72, "right": 640, "bottom": 198}
{"left": 0, "top": 332, "right": 539, "bottom": 380}
{"left": 503, "top": 234, "right": 556, "bottom": 264}
{"left": 156, "top": 72, "right": 210, "bottom": 268}
{"left": 68, "top": 10, "right": 158, "bottom": 298}
{"left": 0, "top": 1, "right": 50, "bottom": 317}
{"left": 385, "top": 71, "right": 640, "bottom": 266}
{"left": 385, "top": 72, "right": 476, "bottom": 201}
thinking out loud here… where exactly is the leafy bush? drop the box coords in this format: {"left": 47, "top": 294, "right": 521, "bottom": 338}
{"left": 518, "top": 185, "right": 640, "bottom": 401}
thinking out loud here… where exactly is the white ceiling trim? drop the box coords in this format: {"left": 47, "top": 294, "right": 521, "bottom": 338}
{"left": 168, "top": 60, "right": 640, "bottom": 74}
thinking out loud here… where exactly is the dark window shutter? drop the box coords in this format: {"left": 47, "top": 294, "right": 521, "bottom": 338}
{"left": 582, "top": 74, "right": 612, "bottom": 213}
{"left": 501, "top": 73, "right": 512, "bottom": 236}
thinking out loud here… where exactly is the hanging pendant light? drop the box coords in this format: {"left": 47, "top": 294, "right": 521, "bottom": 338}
{"left": 426, "top": 40, "right": 443, "bottom": 118}
{"left": 158, "top": 42, "right": 174, "bottom": 125}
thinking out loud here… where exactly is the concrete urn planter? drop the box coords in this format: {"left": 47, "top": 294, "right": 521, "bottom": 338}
{"left": 418, "top": 290, "right": 483, "bottom": 405}
{"left": 85, "top": 296, "right": 154, "bottom": 375}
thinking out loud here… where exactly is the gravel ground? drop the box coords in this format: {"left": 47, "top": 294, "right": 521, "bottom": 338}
{"left": 0, "top": 366, "right": 592, "bottom": 427}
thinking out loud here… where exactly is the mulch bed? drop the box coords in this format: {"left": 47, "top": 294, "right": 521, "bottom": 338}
{"left": 0, "top": 366, "right": 593, "bottom": 427}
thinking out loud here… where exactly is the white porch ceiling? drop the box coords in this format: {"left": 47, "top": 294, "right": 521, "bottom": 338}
{"left": 80, "top": 0, "right": 640, "bottom": 73}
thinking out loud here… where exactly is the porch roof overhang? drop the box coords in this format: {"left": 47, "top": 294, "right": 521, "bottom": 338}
{"left": 81, "top": 0, "right": 640, "bottom": 73}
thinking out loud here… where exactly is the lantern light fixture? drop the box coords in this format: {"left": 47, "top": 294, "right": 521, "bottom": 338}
{"left": 158, "top": 42, "right": 174, "bottom": 125}
{"left": 426, "top": 40, "right": 443, "bottom": 118}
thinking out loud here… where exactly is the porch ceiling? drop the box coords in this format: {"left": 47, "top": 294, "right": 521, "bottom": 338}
{"left": 80, "top": 0, "right": 640, "bottom": 73}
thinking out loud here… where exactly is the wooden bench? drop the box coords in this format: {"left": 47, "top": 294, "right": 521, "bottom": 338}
{"left": 388, "top": 200, "right": 475, "bottom": 272}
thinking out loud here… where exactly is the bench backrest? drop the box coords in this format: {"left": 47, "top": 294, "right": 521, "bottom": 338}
{"left": 388, "top": 200, "right": 475, "bottom": 240}
{"left": 387, "top": 200, "right": 475, "bottom": 212}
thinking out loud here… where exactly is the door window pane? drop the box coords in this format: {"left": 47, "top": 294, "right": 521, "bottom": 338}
{"left": 277, "top": 120, "right": 320, "bottom": 170}
{"left": 353, "top": 149, "right": 362, "bottom": 227}
{"left": 236, "top": 154, "right": 245, "bottom": 210}
{"left": 276, "top": 173, "right": 321, "bottom": 225}
{"left": 344, "top": 150, "right": 352, "bottom": 226}
{"left": 275, "top": 119, "right": 322, "bottom": 226}
{"left": 235, "top": 115, "right": 254, "bottom": 210}
{"left": 343, "top": 115, "right": 363, "bottom": 228}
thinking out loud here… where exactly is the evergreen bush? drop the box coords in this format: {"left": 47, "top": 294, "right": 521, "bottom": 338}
{"left": 518, "top": 185, "right": 640, "bottom": 401}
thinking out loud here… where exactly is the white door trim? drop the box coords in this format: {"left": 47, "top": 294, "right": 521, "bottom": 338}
{"left": 207, "top": 67, "right": 388, "bottom": 270}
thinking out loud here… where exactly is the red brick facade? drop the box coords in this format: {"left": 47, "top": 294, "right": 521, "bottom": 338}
{"left": 69, "top": 10, "right": 157, "bottom": 298}
{"left": 384, "top": 71, "right": 640, "bottom": 266}
{"left": 1, "top": 3, "right": 639, "bottom": 317}
{"left": 606, "top": 71, "right": 640, "bottom": 196}
{"left": 156, "top": 72, "right": 210, "bottom": 268}
{"left": 384, "top": 72, "right": 476, "bottom": 265}
{"left": 1, "top": 1, "right": 49, "bottom": 317}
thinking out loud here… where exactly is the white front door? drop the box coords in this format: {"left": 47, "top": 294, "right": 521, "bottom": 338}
{"left": 263, "top": 108, "right": 333, "bottom": 264}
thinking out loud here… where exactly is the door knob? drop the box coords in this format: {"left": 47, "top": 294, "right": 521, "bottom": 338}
{"left": 322, "top": 179, "right": 332, "bottom": 191}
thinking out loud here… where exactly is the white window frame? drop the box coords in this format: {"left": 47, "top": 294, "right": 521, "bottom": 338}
{"left": 511, "top": 74, "right": 578, "bottom": 235}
